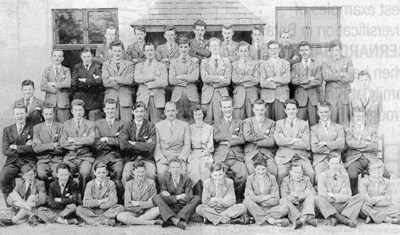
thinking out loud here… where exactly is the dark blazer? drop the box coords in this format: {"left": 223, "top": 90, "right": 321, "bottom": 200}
{"left": 7, "top": 178, "right": 46, "bottom": 207}
{"left": 14, "top": 97, "right": 44, "bottom": 128}
{"left": 279, "top": 44, "right": 301, "bottom": 65}
{"left": 47, "top": 177, "right": 80, "bottom": 210}
{"left": 213, "top": 118, "right": 245, "bottom": 163}
{"left": 158, "top": 172, "right": 194, "bottom": 204}
{"left": 32, "top": 121, "right": 64, "bottom": 163}
{"left": 119, "top": 119, "right": 156, "bottom": 163}
{"left": 2, "top": 124, "right": 35, "bottom": 166}
{"left": 94, "top": 119, "right": 125, "bottom": 160}
{"left": 189, "top": 38, "right": 211, "bottom": 61}
{"left": 72, "top": 62, "right": 104, "bottom": 110}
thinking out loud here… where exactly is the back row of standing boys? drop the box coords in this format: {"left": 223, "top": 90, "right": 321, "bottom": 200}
{"left": 1, "top": 20, "right": 392, "bottom": 229}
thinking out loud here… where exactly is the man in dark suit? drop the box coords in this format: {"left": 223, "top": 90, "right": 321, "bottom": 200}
{"left": 279, "top": 29, "right": 301, "bottom": 66}
{"left": 37, "top": 163, "right": 80, "bottom": 225}
{"left": 14, "top": 80, "right": 44, "bottom": 129}
{"left": 93, "top": 26, "right": 118, "bottom": 65}
{"left": 126, "top": 25, "right": 147, "bottom": 65}
{"left": 120, "top": 102, "right": 157, "bottom": 183}
{"left": 72, "top": 47, "right": 104, "bottom": 121}
{"left": 152, "top": 158, "right": 201, "bottom": 230}
{"left": 94, "top": 98, "right": 125, "bottom": 201}
{"left": 0, "top": 104, "right": 36, "bottom": 201}
{"left": 189, "top": 19, "right": 211, "bottom": 61}
{"left": 213, "top": 96, "right": 248, "bottom": 202}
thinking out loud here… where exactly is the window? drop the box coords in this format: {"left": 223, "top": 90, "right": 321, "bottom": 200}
{"left": 276, "top": 7, "right": 341, "bottom": 61}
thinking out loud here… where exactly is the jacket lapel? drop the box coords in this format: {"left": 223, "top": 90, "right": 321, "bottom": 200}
{"left": 110, "top": 60, "right": 119, "bottom": 75}
{"left": 118, "top": 60, "right": 126, "bottom": 76}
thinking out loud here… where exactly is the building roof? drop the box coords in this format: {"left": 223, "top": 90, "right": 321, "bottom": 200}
{"left": 131, "top": 0, "right": 266, "bottom": 32}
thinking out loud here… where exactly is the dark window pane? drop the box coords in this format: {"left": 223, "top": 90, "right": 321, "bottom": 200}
{"left": 88, "top": 10, "right": 118, "bottom": 44}
{"left": 310, "top": 9, "right": 339, "bottom": 44}
{"left": 55, "top": 10, "right": 84, "bottom": 45}
{"left": 276, "top": 9, "right": 307, "bottom": 42}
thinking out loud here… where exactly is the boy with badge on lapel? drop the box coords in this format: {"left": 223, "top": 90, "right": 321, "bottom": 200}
{"left": 37, "top": 163, "right": 80, "bottom": 225}
{"left": 40, "top": 48, "right": 72, "bottom": 122}
{"left": 76, "top": 162, "right": 124, "bottom": 226}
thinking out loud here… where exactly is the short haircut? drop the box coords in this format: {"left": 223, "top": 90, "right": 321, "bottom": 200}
{"left": 220, "top": 96, "right": 233, "bottom": 106}
{"left": 253, "top": 157, "right": 268, "bottom": 168}
{"left": 135, "top": 25, "right": 147, "bottom": 34}
{"left": 104, "top": 98, "right": 117, "bottom": 108}
{"left": 352, "top": 107, "right": 366, "bottom": 116}
{"left": 358, "top": 70, "right": 371, "bottom": 80}
{"left": 329, "top": 39, "right": 342, "bottom": 50}
{"left": 144, "top": 42, "right": 156, "bottom": 50}
{"left": 21, "top": 163, "right": 36, "bottom": 174}
{"left": 238, "top": 41, "right": 250, "bottom": 50}
{"left": 210, "top": 163, "right": 226, "bottom": 173}
{"left": 327, "top": 152, "right": 341, "bottom": 163}
{"left": 177, "top": 36, "right": 190, "bottom": 46}
{"left": 52, "top": 48, "right": 64, "bottom": 56}
{"left": 222, "top": 23, "right": 234, "bottom": 31}
{"left": 252, "top": 25, "right": 264, "bottom": 35}
{"left": 317, "top": 101, "right": 332, "bottom": 111}
{"left": 132, "top": 161, "right": 146, "bottom": 170}
{"left": 42, "top": 103, "right": 55, "bottom": 112}
{"left": 253, "top": 99, "right": 266, "bottom": 107}
{"left": 169, "top": 157, "right": 182, "bottom": 166}
{"left": 191, "top": 105, "right": 206, "bottom": 117}
{"left": 71, "top": 99, "right": 85, "bottom": 108}
{"left": 94, "top": 161, "right": 108, "bottom": 172}
{"left": 164, "top": 25, "right": 176, "bottom": 33}
{"left": 164, "top": 101, "right": 177, "bottom": 109}
{"left": 298, "top": 41, "right": 310, "bottom": 49}
{"left": 21, "top": 79, "right": 35, "bottom": 88}
{"left": 284, "top": 99, "right": 299, "bottom": 109}
{"left": 133, "top": 101, "right": 147, "bottom": 111}
{"left": 279, "top": 29, "right": 291, "bottom": 37}
{"left": 209, "top": 37, "right": 221, "bottom": 45}
{"left": 13, "top": 103, "right": 27, "bottom": 111}
{"left": 267, "top": 40, "right": 280, "bottom": 48}
{"left": 56, "top": 163, "right": 71, "bottom": 173}
{"left": 109, "top": 40, "right": 125, "bottom": 50}
{"left": 80, "top": 46, "right": 92, "bottom": 56}
{"left": 193, "top": 19, "right": 207, "bottom": 29}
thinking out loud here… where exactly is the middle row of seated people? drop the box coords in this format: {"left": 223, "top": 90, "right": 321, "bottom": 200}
{"left": 6, "top": 155, "right": 400, "bottom": 230}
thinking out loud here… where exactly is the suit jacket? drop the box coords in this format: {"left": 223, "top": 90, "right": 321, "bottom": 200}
{"left": 318, "top": 169, "right": 351, "bottom": 203}
{"left": 274, "top": 118, "right": 311, "bottom": 164}
{"left": 47, "top": 177, "right": 80, "bottom": 210}
{"left": 60, "top": 118, "right": 96, "bottom": 162}
{"left": 154, "top": 119, "right": 190, "bottom": 164}
{"left": 310, "top": 122, "right": 345, "bottom": 166}
{"left": 360, "top": 176, "right": 391, "bottom": 206}
{"left": 156, "top": 42, "right": 180, "bottom": 68}
{"left": 102, "top": 59, "right": 135, "bottom": 107}
{"left": 280, "top": 175, "right": 316, "bottom": 200}
{"left": 243, "top": 117, "right": 276, "bottom": 161}
{"left": 82, "top": 178, "right": 118, "bottom": 209}
{"left": 135, "top": 60, "right": 168, "bottom": 108}
{"left": 169, "top": 56, "right": 200, "bottom": 103}
{"left": 126, "top": 42, "right": 146, "bottom": 64}
{"left": 124, "top": 178, "right": 156, "bottom": 212}
{"left": 14, "top": 97, "right": 44, "bottom": 127}
{"left": 202, "top": 177, "right": 236, "bottom": 209}
{"left": 40, "top": 66, "right": 72, "bottom": 108}
{"left": 93, "top": 43, "right": 111, "bottom": 65}
{"left": 349, "top": 89, "right": 382, "bottom": 130}
{"left": 189, "top": 38, "right": 211, "bottom": 61}
{"left": 2, "top": 124, "right": 35, "bottom": 166}
{"left": 119, "top": 119, "right": 156, "bottom": 162}
{"left": 213, "top": 118, "right": 245, "bottom": 163}
{"left": 33, "top": 122, "right": 64, "bottom": 163}
{"left": 231, "top": 58, "right": 260, "bottom": 108}
{"left": 7, "top": 179, "right": 46, "bottom": 207}
{"left": 250, "top": 42, "right": 269, "bottom": 61}
{"left": 220, "top": 41, "right": 239, "bottom": 62}
{"left": 200, "top": 57, "right": 232, "bottom": 104}
{"left": 291, "top": 59, "right": 323, "bottom": 107}
{"left": 72, "top": 62, "right": 104, "bottom": 110}
{"left": 322, "top": 55, "right": 355, "bottom": 105}
{"left": 260, "top": 58, "right": 291, "bottom": 103}
{"left": 244, "top": 173, "right": 279, "bottom": 206}
{"left": 344, "top": 125, "right": 378, "bottom": 167}
{"left": 158, "top": 172, "right": 194, "bottom": 204}
{"left": 94, "top": 119, "right": 125, "bottom": 160}
{"left": 279, "top": 44, "right": 301, "bottom": 65}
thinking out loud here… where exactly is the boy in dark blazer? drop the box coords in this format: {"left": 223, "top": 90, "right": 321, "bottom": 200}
{"left": 189, "top": 19, "right": 211, "bottom": 61}
{"left": 37, "top": 163, "right": 80, "bottom": 224}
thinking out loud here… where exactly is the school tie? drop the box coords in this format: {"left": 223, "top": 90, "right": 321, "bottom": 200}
{"left": 169, "top": 44, "right": 174, "bottom": 57}
{"left": 25, "top": 98, "right": 30, "bottom": 112}
{"left": 216, "top": 182, "right": 223, "bottom": 198}
{"left": 108, "top": 120, "right": 113, "bottom": 129}
{"left": 182, "top": 55, "right": 187, "bottom": 64}
{"left": 304, "top": 59, "right": 309, "bottom": 75}
{"left": 85, "top": 64, "right": 89, "bottom": 71}
{"left": 148, "top": 59, "right": 153, "bottom": 67}
{"left": 60, "top": 182, "right": 66, "bottom": 194}
{"left": 56, "top": 67, "right": 60, "bottom": 76}
{"left": 198, "top": 39, "right": 202, "bottom": 48}
{"left": 18, "top": 126, "right": 23, "bottom": 137}
{"left": 116, "top": 62, "right": 120, "bottom": 70}
{"left": 173, "top": 178, "right": 179, "bottom": 189}
{"left": 24, "top": 183, "right": 32, "bottom": 200}
{"left": 214, "top": 58, "right": 218, "bottom": 68}
{"left": 47, "top": 124, "right": 52, "bottom": 136}
{"left": 169, "top": 122, "right": 174, "bottom": 135}
{"left": 290, "top": 121, "right": 294, "bottom": 128}
{"left": 257, "top": 45, "right": 261, "bottom": 60}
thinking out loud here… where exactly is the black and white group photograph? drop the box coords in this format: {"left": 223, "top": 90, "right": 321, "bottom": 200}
{"left": 1, "top": 0, "right": 400, "bottom": 234}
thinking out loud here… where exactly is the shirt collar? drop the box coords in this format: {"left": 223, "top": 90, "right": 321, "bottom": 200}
{"left": 321, "top": 120, "right": 331, "bottom": 128}
{"left": 74, "top": 118, "right": 82, "bottom": 125}
{"left": 168, "top": 120, "right": 175, "bottom": 127}
{"left": 53, "top": 65, "right": 61, "bottom": 70}
{"left": 84, "top": 62, "right": 92, "bottom": 68}
{"left": 173, "top": 175, "right": 180, "bottom": 183}
{"left": 59, "top": 180, "right": 67, "bottom": 187}
{"left": 302, "top": 58, "right": 311, "bottom": 65}
{"left": 106, "top": 118, "right": 115, "bottom": 123}
{"left": 224, "top": 116, "right": 232, "bottom": 124}
{"left": 16, "top": 123, "right": 25, "bottom": 131}
{"left": 256, "top": 116, "right": 265, "bottom": 124}
{"left": 210, "top": 55, "right": 221, "bottom": 60}
{"left": 95, "top": 179, "right": 104, "bottom": 187}
{"left": 25, "top": 97, "right": 32, "bottom": 103}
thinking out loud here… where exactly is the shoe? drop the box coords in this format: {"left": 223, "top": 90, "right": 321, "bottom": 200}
{"left": 154, "top": 219, "right": 163, "bottom": 225}
{"left": 0, "top": 219, "right": 13, "bottom": 227}
{"left": 229, "top": 217, "right": 244, "bottom": 225}
{"left": 249, "top": 216, "right": 255, "bottom": 224}
{"left": 293, "top": 219, "right": 303, "bottom": 230}
{"left": 274, "top": 218, "right": 290, "bottom": 227}
{"left": 176, "top": 221, "right": 187, "bottom": 230}
{"left": 67, "top": 219, "right": 79, "bottom": 225}
{"left": 203, "top": 218, "right": 212, "bottom": 224}
{"left": 28, "top": 215, "right": 40, "bottom": 227}
{"left": 100, "top": 218, "right": 115, "bottom": 226}
{"left": 306, "top": 218, "right": 318, "bottom": 227}
{"left": 366, "top": 216, "right": 372, "bottom": 224}
{"left": 392, "top": 218, "right": 400, "bottom": 225}
{"left": 330, "top": 217, "right": 338, "bottom": 226}
{"left": 162, "top": 219, "right": 174, "bottom": 228}
{"left": 335, "top": 214, "right": 357, "bottom": 228}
